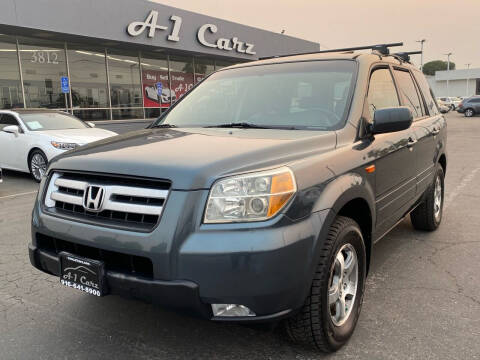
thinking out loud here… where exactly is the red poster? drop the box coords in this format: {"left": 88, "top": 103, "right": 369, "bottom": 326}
{"left": 142, "top": 69, "right": 194, "bottom": 107}
{"left": 142, "top": 69, "right": 171, "bottom": 108}
{"left": 170, "top": 71, "right": 194, "bottom": 102}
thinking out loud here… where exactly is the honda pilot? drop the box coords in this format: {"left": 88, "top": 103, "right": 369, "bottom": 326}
{"left": 29, "top": 44, "right": 447, "bottom": 352}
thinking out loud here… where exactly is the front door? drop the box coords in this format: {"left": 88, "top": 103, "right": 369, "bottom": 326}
{"left": 365, "top": 67, "right": 417, "bottom": 237}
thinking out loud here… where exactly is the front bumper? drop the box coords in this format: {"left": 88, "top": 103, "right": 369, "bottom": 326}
{"left": 30, "top": 189, "right": 331, "bottom": 322}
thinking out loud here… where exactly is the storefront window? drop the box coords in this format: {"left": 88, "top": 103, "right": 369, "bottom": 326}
{"left": 18, "top": 37, "right": 67, "bottom": 109}
{"left": 140, "top": 52, "right": 170, "bottom": 112}
{"left": 215, "top": 60, "right": 237, "bottom": 70}
{"left": 107, "top": 50, "right": 142, "bottom": 110}
{"left": 195, "top": 57, "right": 215, "bottom": 83}
{"left": 67, "top": 43, "right": 109, "bottom": 109}
{"left": 169, "top": 56, "right": 194, "bottom": 104}
{"left": 112, "top": 108, "right": 144, "bottom": 120}
{"left": 0, "top": 35, "right": 23, "bottom": 109}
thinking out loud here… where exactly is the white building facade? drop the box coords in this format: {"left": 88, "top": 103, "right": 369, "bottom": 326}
{"left": 427, "top": 68, "right": 480, "bottom": 98}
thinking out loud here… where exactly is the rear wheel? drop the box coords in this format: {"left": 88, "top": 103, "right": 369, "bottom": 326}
{"left": 410, "top": 167, "right": 444, "bottom": 231}
{"left": 29, "top": 149, "right": 48, "bottom": 183}
{"left": 465, "top": 108, "right": 475, "bottom": 117}
{"left": 285, "top": 216, "right": 366, "bottom": 352}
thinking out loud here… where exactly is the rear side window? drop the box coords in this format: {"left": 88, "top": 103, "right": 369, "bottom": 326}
{"left": 0, "top": 114, "right": 20, "bottom": 130}
{"left": 394, "top": 69, "right": 425, "bottom": 118}
{"left": 469, "top": 98, "right": 480, "bottom": 103}
{"left": 413, "top": 71, "right": 439, "bottom": 115}
{"left": 367, "top": 68, "right": 399, "bottom": 119}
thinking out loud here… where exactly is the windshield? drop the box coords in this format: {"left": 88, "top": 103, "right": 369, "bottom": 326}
{"left": 21, "top": 113, "right": 88, "bottom": 131}
{"left": 154, "top": 60, "right": 356, "bottom": 130}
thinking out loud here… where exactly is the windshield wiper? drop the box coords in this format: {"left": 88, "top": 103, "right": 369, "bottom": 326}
{"left": 150, "top": 123, "right": 177, "bottom": 128}
{"left": 204, "top": 122, "right": 289, "bottom": 129}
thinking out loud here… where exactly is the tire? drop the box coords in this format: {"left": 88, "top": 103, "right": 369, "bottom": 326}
{"left": 28, "top": 149, "right": 48, "bottom": 183}
{"left": 410, "top": 166, "right": 444, "bottom": 231}
{"left": 285, "top": 216, "right": 366, "bottom": 352}
{"left": 464, "top": 108, "right": 475, "bottom": 117}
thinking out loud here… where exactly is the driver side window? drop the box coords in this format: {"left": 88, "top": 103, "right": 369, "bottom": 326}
{"left": 367, "top": 68, "right": 400, "bottom": 119}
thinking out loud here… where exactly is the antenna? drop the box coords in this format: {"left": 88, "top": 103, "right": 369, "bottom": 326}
{"left": 259, "top": 42, "right": 404, "bottom": 60}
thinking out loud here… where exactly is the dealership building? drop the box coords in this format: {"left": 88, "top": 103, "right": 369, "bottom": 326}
{"left": 427, "top": 68, "right": 480, "bottom": 98}
{"left": 0, "top": 0, "right": 318, "bottom": 121}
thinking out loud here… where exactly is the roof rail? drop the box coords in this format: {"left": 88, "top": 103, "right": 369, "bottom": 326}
{"left": 392, "top": 51, "right": 422, "bottom": 62}
{"left": 259, "top": 42, "right": 404, "bottom": 60}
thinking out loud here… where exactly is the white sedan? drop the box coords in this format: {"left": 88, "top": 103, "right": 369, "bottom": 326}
{"left": 0, "top": 110, "right": 117, "bottom": 182}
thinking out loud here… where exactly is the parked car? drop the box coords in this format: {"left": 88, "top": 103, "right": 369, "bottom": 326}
{"left": 0, "top": 167, "right": 2, "bottom": 183}
{"left": 436, "top": 99, "right": 451, "bottom": 114}
{"left": 0, "top": 110, "right": 117, "bottom": 182}
{"left": 29, "top": 47, "right": 447, "bottom": 353}
{"left": 456, "top": 96, "right": 480, "bottom": 117}
{"left": 437, "top": 96, "right": 461, "bottom": 110}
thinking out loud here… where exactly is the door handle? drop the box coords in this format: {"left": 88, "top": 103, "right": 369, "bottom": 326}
{"left": 407, "top": 137, "right": 417, "bottom": 147}
{"left": 431, "top": 128, "right": 440, "bottom": 135}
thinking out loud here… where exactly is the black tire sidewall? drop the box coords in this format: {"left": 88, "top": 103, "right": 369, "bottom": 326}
{"left": 322, "top": 223, "right": 366, "bottom": 349}
{"left": 465, "top": 109, "right": 474, "bottom": 117}
{"left": 29, "top": 150, "right": 47, "bottom": 182}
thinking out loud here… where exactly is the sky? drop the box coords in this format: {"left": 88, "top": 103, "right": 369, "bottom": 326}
{"left": 153, "top": 0, "right": 479, "bottom": 70}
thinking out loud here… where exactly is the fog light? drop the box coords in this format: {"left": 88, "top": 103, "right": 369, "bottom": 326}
{"left": 211, "top": 304, "right": 256, "bottom": 317}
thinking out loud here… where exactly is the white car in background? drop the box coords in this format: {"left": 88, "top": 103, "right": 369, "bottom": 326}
{"left": 0, "top": 110, "right": 117, "bottom": 182}
{"left": 437, "top": 97, "right": 462, "bottom": 110}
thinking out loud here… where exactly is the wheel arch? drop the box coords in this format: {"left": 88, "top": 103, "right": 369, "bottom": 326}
{"left": 312, "top": 172, "right": 375, "bottom": 274}
{"left": 27, "top": 147, "right": 48, "bottom": 170}
{"left": 438, "top": 153, "right": 447, "bottom": 175}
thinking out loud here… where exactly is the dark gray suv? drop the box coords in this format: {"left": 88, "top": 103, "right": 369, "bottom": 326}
{"left": 457, "top": 96, "right": 480, "bottom": 117}
{"left": 29, "top": 45, "right": 447, "bottom": 352}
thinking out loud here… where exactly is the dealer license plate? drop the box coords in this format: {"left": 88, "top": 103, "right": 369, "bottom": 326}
{"left": 59, "top": 252, "right": 105, "bottom": 297}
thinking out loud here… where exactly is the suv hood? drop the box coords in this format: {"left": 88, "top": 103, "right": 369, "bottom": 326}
{"left": 49, "top": 128, "right": 336, "bottom": 190}
{"left": 36, "top": 128, "right": 117, "bottom": 144}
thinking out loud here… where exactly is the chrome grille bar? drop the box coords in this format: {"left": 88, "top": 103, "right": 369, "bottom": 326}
{"left": 44, "top": 172, "right": 170, "bottom": 230}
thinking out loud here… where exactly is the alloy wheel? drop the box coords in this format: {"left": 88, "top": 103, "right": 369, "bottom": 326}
{"left": 31, "top": 153, "right": 47, "bottom": 181}
{"left": 328, "top": 243, "right": 358, "bottom": 327}
{"left": 433, "top": 175, "right": 442, "bottom": 222}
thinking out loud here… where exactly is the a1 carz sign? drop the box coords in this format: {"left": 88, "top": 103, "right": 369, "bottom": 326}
{"left": 127, "top": 10, "right": 256, "bottom": 56}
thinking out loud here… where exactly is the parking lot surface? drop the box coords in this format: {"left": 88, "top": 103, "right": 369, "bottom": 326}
{"left": 1, "top": 112, "right": 479, "bottom": 359}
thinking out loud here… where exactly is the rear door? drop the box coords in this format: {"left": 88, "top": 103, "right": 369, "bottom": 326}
{"left": 410, "top": 70, "right": 446, "bottom": 196}
{"left": 366, "top": 66, "right": 417, "bottom": 236}
{"left": 469, "top": 98, "right": 480, "bottom": 113}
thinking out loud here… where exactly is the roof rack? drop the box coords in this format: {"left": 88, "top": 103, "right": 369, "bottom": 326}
{"left": 259, "top": 42, "right": 404, "bottom": 60}
{"left": 392, "top": 51, "right": 422, "bottom": 62}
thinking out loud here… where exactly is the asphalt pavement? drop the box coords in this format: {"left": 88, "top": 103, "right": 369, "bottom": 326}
{"left": 1, "top": 112, "right": 479, "bottom": 359}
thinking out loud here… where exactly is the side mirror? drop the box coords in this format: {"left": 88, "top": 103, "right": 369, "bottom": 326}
{"left": 87, "top": 122, "right": 95, "bottom": 128}
{"left": 371, "top": 107, "right": 413, "bottom": 135}
{"left": 3, "top": 125, "right": 20, "bottom": 136}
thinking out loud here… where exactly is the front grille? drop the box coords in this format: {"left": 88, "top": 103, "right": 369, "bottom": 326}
{"left": 43, "top": 172, "right": 170, "bottom": 232}
{"left": 36, "top": 233, "right": 153, "bottom": 278}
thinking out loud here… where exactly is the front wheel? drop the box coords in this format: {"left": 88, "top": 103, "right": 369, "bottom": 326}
{"left": 285, "top": 216, "right": 366, "bottom": 352}
{"left": 464, "top": 108, "right": 475, "bottom": 117}
{"left": 29, "top": 149, "right": 48, "bottom": 183}
{"left": 410, "top": 167, "right": 444, "bottom": 231}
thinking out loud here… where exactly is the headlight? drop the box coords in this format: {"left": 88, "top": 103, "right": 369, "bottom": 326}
{"left": 51, "top": 141, "right": 78, "bottom": 150}
{"left": 204, "top": 167, "right": 296, "bottom": 223}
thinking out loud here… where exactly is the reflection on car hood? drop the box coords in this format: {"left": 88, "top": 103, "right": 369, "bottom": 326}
{"left": 49, "top": 128, "right": 337, "bottom": 190}
{"left": 36, "top": 128, "right": 117, "bottom": 144}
